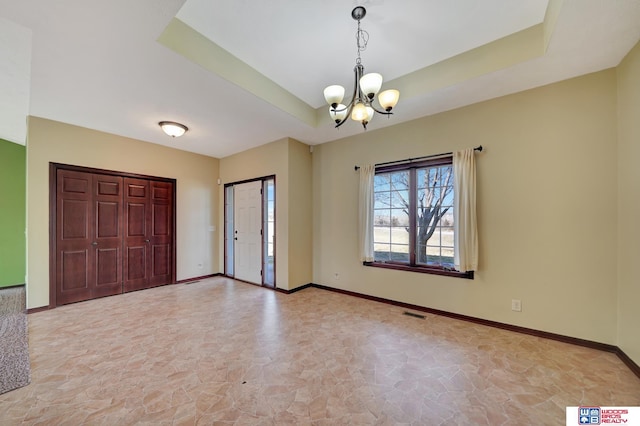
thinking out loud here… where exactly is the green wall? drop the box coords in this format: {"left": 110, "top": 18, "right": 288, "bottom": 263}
{"left": 0, "top": 139, "right": 26, "bottom": 287}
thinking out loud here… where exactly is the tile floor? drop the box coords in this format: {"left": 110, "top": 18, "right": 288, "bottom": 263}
{"left": 0, "top": 277, "right": 638, "bottom": 425}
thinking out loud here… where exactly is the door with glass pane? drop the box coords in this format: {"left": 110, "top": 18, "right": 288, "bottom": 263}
{"left": 225, "top": 177, "right": 275, "bottom": 287}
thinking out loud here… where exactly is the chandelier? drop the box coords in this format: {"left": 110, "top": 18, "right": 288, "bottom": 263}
{"left": 323, "top": 6, "right": 400, "bottom": 130}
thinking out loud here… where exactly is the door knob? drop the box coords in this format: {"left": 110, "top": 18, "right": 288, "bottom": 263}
{"left": 144, "top": 239, "right": 150, "bottom": 243}
{"left": 91, "top": 242, "right": 98, "bottom": 246}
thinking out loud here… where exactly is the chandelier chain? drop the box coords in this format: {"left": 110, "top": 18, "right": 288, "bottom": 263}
{"left": 355, "top": 18, "right": 369, "bottom": 65}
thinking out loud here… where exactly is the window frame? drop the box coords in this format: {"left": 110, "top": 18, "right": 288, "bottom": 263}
{"left": 365, "top": 157, "right": 473, "bottom": 279}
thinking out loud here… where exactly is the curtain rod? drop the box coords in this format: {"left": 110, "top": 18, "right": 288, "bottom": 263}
{"left": 354, "top": 145, "right": 483, "bottom": 171}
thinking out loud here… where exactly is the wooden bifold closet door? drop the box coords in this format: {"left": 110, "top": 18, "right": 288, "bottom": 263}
{"left": 52, "top": 165, "right": 175, "bottom": 307}
{"left": 55, "top": 170, "right": 124, "bottom": 305}
{"left": 123, "top": 178, "right": 173, "bottom": 292}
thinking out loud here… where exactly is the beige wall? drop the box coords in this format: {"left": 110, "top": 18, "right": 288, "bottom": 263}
{"left": 312, "top": 70, "right": 619, "bottom": 345}
{"left": 26, "top": 117, "right": 219, "bottom": 309}
{"left": 287, "top": 139, "right": 313, "bottom": 287}
{"left": 617, "top": 40, "right": 640, "bottom": 365}
{"left": 219, "top": 137, "right": 312, "bottom": 290}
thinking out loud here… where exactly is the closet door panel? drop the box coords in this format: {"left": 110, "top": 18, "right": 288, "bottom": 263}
{"left": 56, "top": 170, "right": 94, "bottom": 305}
{"left": 61, "top": 250, "right": 89, "bottom": 290}
{"left": 149, "top": 181, "right": 173, "bottom": 287}
{"left": 123, "top": 178, "right": 151, "bottom": 292}
{"left": 126, "top": 246, "right": 147, "bottom": 280}
{"left": 92, "top": 175, "right": 123, "bottom": 298}
{"left": 96, "top": 248, "right": 119, "bottom": 285}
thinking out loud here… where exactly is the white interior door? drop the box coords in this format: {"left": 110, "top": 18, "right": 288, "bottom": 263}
{"left": 234, "top": 181, "right": 262, "bottom": 284}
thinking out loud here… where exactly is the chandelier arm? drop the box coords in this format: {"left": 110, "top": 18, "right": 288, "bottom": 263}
{"left": 334, "top": 103, "right": 355, "bottom": 128}
{"left": 369, "top": 105, "right": 393, "bottom": 115}
{"left": 331, "top": 98, "right": 355, "bottom": 113}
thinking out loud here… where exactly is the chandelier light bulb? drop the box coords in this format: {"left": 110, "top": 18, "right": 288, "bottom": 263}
{"left": 351, "top": 102, "right": 368, "bottom": 122}
{"left": 323, "top": 85, "right": 345, "bottom": 108}
{"left": 360, "top": 73, "right": 383, "bottom": 99}
{"left": 378, "top": 89, "right": 400, "bottom": 112}
{"left": 365, "top": 106, "right": 374, "bottom": 122}
{"left": 329, "top": 104, "right": 348, "bottom": 124}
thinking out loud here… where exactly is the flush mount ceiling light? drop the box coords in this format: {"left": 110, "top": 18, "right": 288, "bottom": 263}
{"left": 323, "top": 6, "right": 400, "bottom": 130}
{"left": 158, "top": 121, "right": 188, "bottom": 137}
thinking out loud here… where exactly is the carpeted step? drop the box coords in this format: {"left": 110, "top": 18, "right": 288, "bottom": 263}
{"left": 0, "top": 286, "right": 31, "bottom": 394}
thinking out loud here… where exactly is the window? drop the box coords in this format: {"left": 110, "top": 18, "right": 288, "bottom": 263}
{"left": 370, "top": 157, "right": 472, "bottom": 278}
{"left": 263, "top": 178, "right": 275, "bottom": 287}
{"left": 224, "top": 185, "right": 234, "bottom": 276}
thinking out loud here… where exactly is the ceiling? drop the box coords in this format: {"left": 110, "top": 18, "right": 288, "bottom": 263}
{"left": 1, "top": 0, "right": 639, "bottom": 158}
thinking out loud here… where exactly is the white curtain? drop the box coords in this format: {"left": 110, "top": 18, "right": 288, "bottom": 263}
{"left": 453, "top": 149, "right": 478, "bottom": 272}
{"left": 358, "top": 165, "right": 375, "bottom": 262}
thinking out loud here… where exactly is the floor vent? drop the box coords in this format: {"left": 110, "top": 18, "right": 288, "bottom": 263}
{"left": 184, "top": 280, "right": 200, "bottom": 285}
{"left": 403, "top": 311, "right": 426, "bottom": 319}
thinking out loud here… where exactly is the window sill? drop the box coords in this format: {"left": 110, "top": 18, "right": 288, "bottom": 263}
{"left": 363, "top": 261, "right": 474, "bottom": 279}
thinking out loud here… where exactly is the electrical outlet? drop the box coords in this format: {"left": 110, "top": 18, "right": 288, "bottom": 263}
{"left": 511, "top": 299, "right": 522, "bottom": 312}
{"left": 334, "top": 273, "right": 339, "bottom": 280}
